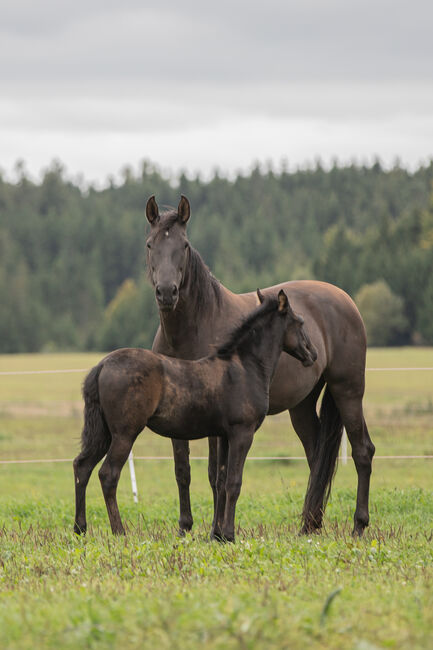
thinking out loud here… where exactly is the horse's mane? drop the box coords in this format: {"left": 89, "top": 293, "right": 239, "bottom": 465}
{"left": 147, "top": 208, "right": 222, "bottom": 312}
{"left": 187, "top": 246, "right": 221, "bottom": 311}
{"left": 216, "top": 296, "right": 278, "bottom": 360}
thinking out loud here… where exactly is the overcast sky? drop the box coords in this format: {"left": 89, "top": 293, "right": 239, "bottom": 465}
{"left": 1, "top": 0, "right": 432, "bottom": 183}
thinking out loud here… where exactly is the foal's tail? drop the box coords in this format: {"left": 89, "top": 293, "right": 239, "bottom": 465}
{"left": 80, "top": 364, "right": 111, "bottom": 458}
{"left": 302, "top": 385, "right": 343, "bottom": 529}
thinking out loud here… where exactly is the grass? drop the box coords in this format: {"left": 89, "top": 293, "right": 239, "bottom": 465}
{"left": 0, "top": 349, "right": 432, "bottom": 649}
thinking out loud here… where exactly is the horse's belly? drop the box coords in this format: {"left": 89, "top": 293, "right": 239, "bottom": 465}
{"left": 268, "top": 360, "right": 324, "bottom": 414}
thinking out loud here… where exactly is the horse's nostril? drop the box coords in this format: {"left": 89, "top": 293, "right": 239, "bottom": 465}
{"left": 172, "top": 285, "right": 178, "bottom": 297}
{"left": 156, "top": 286, "right": 162, "bottom": 298}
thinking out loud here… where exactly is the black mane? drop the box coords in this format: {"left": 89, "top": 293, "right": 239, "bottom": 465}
{"left": 187, "top": 246, "right": 221, "bottom": 311}
{"left": 216, "top": 297, "right": 278, "bottom": 360}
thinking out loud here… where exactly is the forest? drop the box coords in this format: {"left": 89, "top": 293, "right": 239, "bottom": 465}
{"left": 1, "top": 159, "right": 433, "bottom": 353}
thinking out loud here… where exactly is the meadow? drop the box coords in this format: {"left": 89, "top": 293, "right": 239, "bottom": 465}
{"left": 0, "top": 349, "right": 432, "bottom": 649}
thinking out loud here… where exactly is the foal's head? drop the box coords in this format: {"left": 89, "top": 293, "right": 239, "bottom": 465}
{"left": 217, "top": 289, "right": 305, "bottom": 366}
{"left": 257, "top": 290, "right": 317, "bottom": 367}
{"left": 145, "top": 195, "right": 191, "bottom": 311}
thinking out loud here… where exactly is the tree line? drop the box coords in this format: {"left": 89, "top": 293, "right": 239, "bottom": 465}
{"left": 0, "top": 159, "right": 432, "bottom": 353}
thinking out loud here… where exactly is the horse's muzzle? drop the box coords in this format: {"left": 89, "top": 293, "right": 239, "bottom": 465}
{"left": 156, "top": 284, "right": 179, "bottom": 310}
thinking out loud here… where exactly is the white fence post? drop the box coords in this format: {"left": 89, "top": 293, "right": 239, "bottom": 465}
{"left": 341, "top": 428, "right": 348, "bottom": 465}
{"left": 128, "top": 451, "right": 138, "bottom": 503}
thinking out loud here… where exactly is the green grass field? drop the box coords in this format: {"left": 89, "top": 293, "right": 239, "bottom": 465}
{"left": 0, "top": 349, "right": 432, "bottom": 649}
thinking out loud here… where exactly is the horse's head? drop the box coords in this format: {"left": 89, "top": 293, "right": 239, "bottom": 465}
{"left": 145, "top": 195, "right": 191, "bottom": 311}
{"left": 258, "top": 289, "right": 317, "bottom": 367}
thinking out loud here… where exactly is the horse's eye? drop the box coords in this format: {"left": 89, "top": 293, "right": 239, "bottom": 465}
{"left": 184, "top": 242, "right": 188, "bottom": 249}
{"left": 146, "top": 243, "right": 151, "bottom": 249}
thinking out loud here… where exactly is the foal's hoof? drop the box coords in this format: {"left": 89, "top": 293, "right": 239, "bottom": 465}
{"left": 178, "top": 519, "right": 193, "bottom": 537}
{"left": 73, "top": 523, "right": 86, "bottom": 536}
{"left": 210, "top": 530, "right": 224, "bottom": 543}
{"left": 210, "top": 530, "right": 234, "bottom": 543}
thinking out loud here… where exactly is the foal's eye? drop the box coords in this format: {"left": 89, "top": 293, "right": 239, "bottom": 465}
{"left": 184, "top": 242, "right": 188, "bottom": 249}
{"left": 146, "top": 243, "right": 151, "bottom": 249}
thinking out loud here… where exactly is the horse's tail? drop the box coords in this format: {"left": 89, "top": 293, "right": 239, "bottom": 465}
{"left": 80, "top": 363, "right": 111, "bottom": 458}
{"left": 302, "top": 385, "right": 343, "bottom": 529}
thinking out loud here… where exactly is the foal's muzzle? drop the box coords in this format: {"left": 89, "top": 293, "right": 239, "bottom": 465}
{"left": 300, "top": 341, "right": 318, "bottom": 367}
{"left": 155, "top": 284, "right": 179, "bottom": 310}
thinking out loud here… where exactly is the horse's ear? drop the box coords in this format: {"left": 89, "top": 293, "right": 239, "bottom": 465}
{"left": 257, "top": 288, "right": 265, "bottom": 304}
{"left": 277, "top": 289, "right": 289, "bottom": 313}
{"left": 146, "top": 195, "right": 159, "bottom": 224}
{"left": 178, "top": 195, "right": 190, "bottom": 224}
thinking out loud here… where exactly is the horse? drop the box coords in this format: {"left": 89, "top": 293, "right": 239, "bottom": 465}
{"left": 73, "top": 289, "right": 314, "bottom": 539}
{"left": 145, "top": 195, "right": 376, "bottom": 537}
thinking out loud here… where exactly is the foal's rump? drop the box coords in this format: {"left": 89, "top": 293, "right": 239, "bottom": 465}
{"left": 96, "top": 348, "right": 164, "bottom": 436}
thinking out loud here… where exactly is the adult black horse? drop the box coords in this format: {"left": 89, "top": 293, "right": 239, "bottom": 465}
{"left": 146, "top": 195, "right": 375, "bottom": 537}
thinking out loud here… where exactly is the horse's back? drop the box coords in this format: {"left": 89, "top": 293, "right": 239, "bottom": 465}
{"left": 274, "top": 281, "right": 366, "bottom": 386}
{"left": 241, "top": 281, "right": 367, "bottom": 410}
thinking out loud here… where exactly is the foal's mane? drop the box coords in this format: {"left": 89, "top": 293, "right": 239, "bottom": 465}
{"left": 216, "top": 296, "right": 279, "bottom": 360}
{"left": 147, "top": 208, "right": 221, "bottom": 312}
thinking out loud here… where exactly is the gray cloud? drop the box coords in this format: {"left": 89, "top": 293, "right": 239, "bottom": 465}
{"left": 1, "top": 1, "right": 432, "bottom": 86}
{"left": 0, "top": 1, "right": 432, "bottom": 179}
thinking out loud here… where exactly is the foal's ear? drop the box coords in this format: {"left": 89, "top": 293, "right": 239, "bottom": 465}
{"left": 277, "top": 289, "right": 289, "bottom": 313}
{"left": 178, "top": 195, "right": 191, "bottom": 224}
{"left": 146, "top": 195, "right": 159, "bottom": 224}
{"left": 257, "top": 288, "right": 265, "bottom": 304}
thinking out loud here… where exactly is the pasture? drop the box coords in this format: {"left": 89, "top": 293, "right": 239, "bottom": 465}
{"left": 0, "top": 349, "right": 432, "bottom": 649}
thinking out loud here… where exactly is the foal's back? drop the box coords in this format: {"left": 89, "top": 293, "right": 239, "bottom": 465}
{"left": 97, "top": 347, "right": 243, "bottom": 441}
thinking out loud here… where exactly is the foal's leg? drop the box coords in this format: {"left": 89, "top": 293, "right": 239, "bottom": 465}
{"left": 221, "top": 428, "right": 254, "bottom": 542}
{"left": 73, "top": 443, "right": 110, "bottom": 535}
{"left": 210, "top": 436, "right": 228, "bottom": 541}
{"left": 98, "top": 432, "right": 137, "bottom": 535}
{"left": 171, "top": 439, "right": 193, "bottom": 535}
{"left": 330, "top": 384, "right": 375, "bottom": 536}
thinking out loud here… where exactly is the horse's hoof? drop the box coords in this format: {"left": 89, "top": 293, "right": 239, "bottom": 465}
{"left": 299, "top": 523, "right": 321, "bottom": 536}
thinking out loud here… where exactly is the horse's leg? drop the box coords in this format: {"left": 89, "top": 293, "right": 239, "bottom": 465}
{"left": 221, "top": 428, "right": 254, "bottom": 542}
{"left": 210, "top": 436, "right": 228, "bottom": 541}
{"left": 171, "top": 439, "right": 193, "bottom": 535}
{"left": 299, "top": 385, "right": 344, "bottom": 534}
{"left": 98, "top": 433, "right": 136, "bottom": 535}
{"left": 73, "top": 444, "right": 109, "bottom": 535}
{"left": 208, "top": 436, "right": 219, "bottom": 533}
{"left": 289, "top": 380, "right": 325, "bottom": 471}
{"left": 330, "top": 385, "right": 375, "bottom": 536}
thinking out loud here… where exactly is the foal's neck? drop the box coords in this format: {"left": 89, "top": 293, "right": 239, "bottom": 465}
{"left": 240, "top": 326, "right": 284, "bottom": 388}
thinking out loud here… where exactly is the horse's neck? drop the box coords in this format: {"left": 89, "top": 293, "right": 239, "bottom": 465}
{"left": 158, "top": 270, "right": 223, "bottom": 354}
